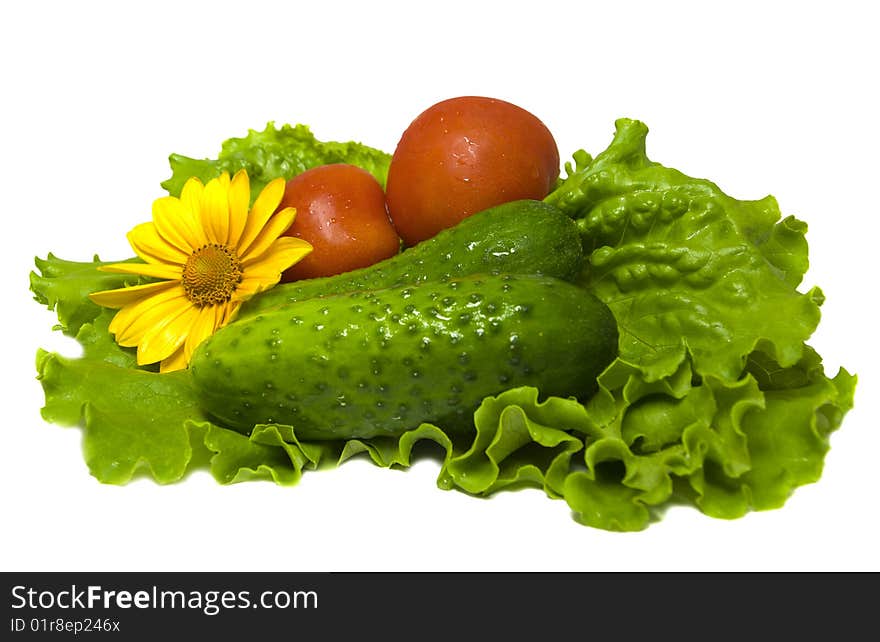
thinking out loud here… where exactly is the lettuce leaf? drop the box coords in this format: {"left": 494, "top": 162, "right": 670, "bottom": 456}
{"left": 548, "top": 118, "right": 821, "bottom": 381}
{"left": 30, "top": 254, "right": 150, "bottom": 337}
{"left": 161, "top": 122, "right": 392, "bottom": 199}
{"left": 30, "top": 120, "right": 857, "bottom": 531}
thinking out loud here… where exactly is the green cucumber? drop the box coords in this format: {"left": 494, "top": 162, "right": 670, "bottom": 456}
{"left": 191, "top": 273, "right": 619, "bottom": 439}
{"left": 237, "top": 199, "right": 583, "bottom": 319}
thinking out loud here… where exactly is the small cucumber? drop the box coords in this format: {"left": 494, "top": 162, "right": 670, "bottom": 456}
{"left": 191, "top": 273, "right": 619, "bottom": 439}
{"left": 237, "top": 199, "right": 582, "bottom": 319}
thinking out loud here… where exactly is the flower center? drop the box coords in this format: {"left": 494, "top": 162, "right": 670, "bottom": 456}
{"left": 182, "top": 244, "right": 243, "bottom": 307}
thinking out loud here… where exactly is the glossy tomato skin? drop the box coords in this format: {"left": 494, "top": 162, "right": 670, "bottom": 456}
{"left": 385, "top": 96, "right": 560, "bottom": 246}
{"left": 278, "top": 164, "right": 400, "bottom": 281}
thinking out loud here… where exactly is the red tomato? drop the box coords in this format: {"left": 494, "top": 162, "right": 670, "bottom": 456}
{"left": 385, "top": 96, "right": 560, "bottom": 246}
{"left": 278, "top": 164, "right": 400, "bottom": 281}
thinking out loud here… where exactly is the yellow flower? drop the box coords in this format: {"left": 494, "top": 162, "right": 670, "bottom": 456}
{"left": 89, "top": 170, "right": 312, "bottom": 372}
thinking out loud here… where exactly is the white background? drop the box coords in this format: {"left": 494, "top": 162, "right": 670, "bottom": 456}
{"left": 2, "top": 0, "right": 877, "bottom": 571}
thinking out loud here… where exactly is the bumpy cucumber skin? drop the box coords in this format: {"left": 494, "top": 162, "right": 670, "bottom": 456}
{"left": 237, "top": 199, "right": 582, "bottom": 320}
{"left": 191, "top": 273, "right": 619, "bottom": 440}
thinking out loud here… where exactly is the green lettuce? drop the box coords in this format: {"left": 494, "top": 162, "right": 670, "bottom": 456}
{"left": 161, "top": 121, "right": 392, "bottom": 199}
{"left": 30, "top": 119, "right": 856, "bottom": 531}
{"left": 547, "top": 119, "right": 821, "bottom": 381}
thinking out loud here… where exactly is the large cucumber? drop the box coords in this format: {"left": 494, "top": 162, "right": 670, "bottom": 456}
{"left": 237, "top": 199, "right": 582, "bottom": 319}
{"left": 191, "top": 273, "right": 619, "bottom": 439}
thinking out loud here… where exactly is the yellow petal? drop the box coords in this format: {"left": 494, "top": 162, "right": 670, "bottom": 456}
{"left": 184, "top": 305, "right": 221, "bottom": 363}
{"left": 234, "top": 238, "right": 312, "bottom": 300}
{"left": 237, "top": 177, "right": 287, "bottom": 255}
{"left": 227, "top": 170, "right": 250, "bottom": 248}
{"left": 239, "top": 207, "right": 298, "bottom": 264}
{"left": 179, "top": 178, "right": 209, "bottom": 247}
{"left": 152, "top": 196, "right": 199, "bottom": 254}
{"left": 202, "top": 299, "right": 240, "bottom": 329}
{"left": 234, "top": 274, "right": 282, "bottom": 301}
{"left": 245, "top": 234, "right": 313, "bottom": 270}
{"left": 220, "top": 301, "right": 241, "bottom": 328}
{"left": 235, "top": 262, "right": 279, "bottom": 290}
{"left": 200, "top": 173, "right": 231, "bottom": 245}
{"left": 90, "top": 280, "right": 178, "bottom": 309}
{"left": 219, "top": 300, "right": 242, "bottom": 326}
{"left": 127, "top": 222, "right": 189, "bottom": 265}
{"left": 233, "top": 277, "right": 271, "bottom": 300}
{"left": 160, "top": 346, "right": 188, "bottom": 373}
{"left": 108, "top": 286, "right": 190, "bottom": 345}
{"left": 98, "top": 261, "right": 182, "bottom": 281}
{"left": 181, "top": 176, "right": 204, "bottom": 203}
{"left": 137, "top": 303, "right": 200, "bottom": 366}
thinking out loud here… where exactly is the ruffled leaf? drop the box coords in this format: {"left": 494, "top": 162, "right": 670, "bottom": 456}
{"left": 552, "top": 119, "right": 821, "bottom": 381}
{"left": 446, "top": 388, "right": 586, "bottom": 497}
{"left": 161, "top": 122, "right": 392, "bottom": 199}
{"left": 30, "top": 254, "right": 150, "bottom": 336}
{"left": 37, "top": 340, "right": 202, "bottom": 485}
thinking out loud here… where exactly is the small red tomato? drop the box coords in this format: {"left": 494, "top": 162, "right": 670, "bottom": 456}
{"left": 277, "top": 164, "right": 400, "bottom": 281}
{"left": 385, "top": 96, "right": 560, "bottom": 246}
